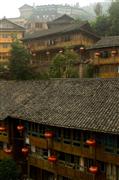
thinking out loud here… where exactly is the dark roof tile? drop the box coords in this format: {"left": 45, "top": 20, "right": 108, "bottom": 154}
{"left": 0, "top": 79, "right": 119, "bottom": 134}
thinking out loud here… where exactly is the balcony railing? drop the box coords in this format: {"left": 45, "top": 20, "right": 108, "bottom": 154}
{"left": 0, "top": 133, "right": 8, "bottom": 143}
{"left": 29, "top": 135, "right": 119, "bottom": 166}
{"left": 92, "top": 56, "right": 119, "bottom": 65}
{"left": 30, "top": 39, "right": 93, "bottom": 52}
{"left": 28, "top": 154, "right": 95, "bottom": 180}
{"left": 0, "top": 38, "right": 12, "bottom": 43}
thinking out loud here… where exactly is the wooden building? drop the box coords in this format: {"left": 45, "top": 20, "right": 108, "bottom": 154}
{"left": 0, "top": 79, "right": 119, "bottom": 179}
{"left": 23, "top": 15, "right": 99, "bottom": 74}
{"left": 0, "top": 18, "right": 25, "bottom": 65}
{"left": 89, "top": 36, "right": 119, "bottom": 78}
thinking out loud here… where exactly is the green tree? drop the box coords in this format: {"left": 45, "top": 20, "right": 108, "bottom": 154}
{"left": 49, "top": 49, "right": 79, "bottom": 78}
{"left": 91, "top": 15, "right": 111, "bottom": 36}
{"left": 84, "top": 64, "right": 95, "bottom": 78}
{"left": 0, "top": 158, "right": 20, "bottom": 180}
{"left": 9, "top": 41, "right": 32, "bottom": 80}
{"left": 108, "top": 0, "right": 119, "bottom": 35}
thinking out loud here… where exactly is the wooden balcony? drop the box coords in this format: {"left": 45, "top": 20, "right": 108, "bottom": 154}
{"left": 92, "top": 56, "right": 119, "bottom": 65}
{"left": 0, "top": 38, "right": 12, "bottom": 43}
{"left": 29, "top": 135, "right": 119, "bottom": 166}
{"left": 0, "top": 48, "right": 11, "bottom": 53}
{"left": 0, "top": 133, "right": 8, "bottom": 143}
{"left": 97, "top": 72, "right": 119, "bottom": 78}
{"left": 30, "top": 39, "right": 93, "bottom": 52}
{"left": 28, "top": 154, "right": 96, "bottom": 180}
{"left": 0, "top": 149, "right": 11, "bottom": 159}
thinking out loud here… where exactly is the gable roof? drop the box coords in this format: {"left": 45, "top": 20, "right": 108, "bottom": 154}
{"left": 0, "top": 18, "right": 25, "bottom": 31}
{"left": 19, "top": 4, "right": 33, "bottom": 9}
{"left": 89, "top": 36, "right": 119, "bottom": 49}
{"left": 23, "top": 22, "right": 99, "bottom": 41}
{"left": 1, "top": 78, "right": 119, "bottom": 135}
{"left": 51, "top": 14, "right": 74, "bottom": 23}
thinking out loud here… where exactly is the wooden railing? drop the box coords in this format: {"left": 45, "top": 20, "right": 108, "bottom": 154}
{"left": 29, "top": 135, "right": 119, "bottom": 166}
{"left": 92, "top": 56, "right": 119, "bottom": 65}
{"left": 0, "top": 38, "right": 12, "bottom": 43}
{"left": 30, "top": 39, "right": 93, "bottom": 52}
{"left": 0, "top": 48, "right": 11, "bottom": 53}
{"left": 0, "top": 134, "right": 8, "bottom": 143}
{"left": 0, "top": 149, "right": 11, "bottom": 159}
{"left": 97, "top": 72, "right": 119, "bottom": 78}
{"left": 28, "top": 154, "right": 95, "bottom": 180}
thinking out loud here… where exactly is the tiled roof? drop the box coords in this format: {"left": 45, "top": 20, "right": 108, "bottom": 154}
{"left": 0, "top": 18, "right": 25, "bottom": 31}
{"left": 89, "top": 36, "right": 119, "bottom": 49}
{"left": 1, "top": 79, "right": 119, "bottom": 134}
{"left": 23, "top": 22, "right": 99, "bottom": 41}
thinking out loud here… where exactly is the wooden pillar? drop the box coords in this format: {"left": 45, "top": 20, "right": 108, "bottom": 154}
{"left": 79, "top": 157, "right": 84, "bottom": 172}
{"left": 27, "top": 162, "right": 30, "bottom": 179}
{"left": 79, "top": 63, "right": 84, "bottom": 78}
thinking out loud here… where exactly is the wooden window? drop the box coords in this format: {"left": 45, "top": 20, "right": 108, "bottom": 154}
{"left": 83, "top": 132, "right": 90, "bottom": 148}
{"left": 100, "top": 51, "right": 109, "bottom": 58}
{"left": 64, "top": 35, "right": 70, "bottom": 42}
{"left": 39, "top": 125, "right": 46, "bottom": 138}
{"left": 73, "top": 129, "right": 81, "bottom": 146}
{"left": 104, "top": 135, "right": 115, "bottom": 153}
{"left": 63, "top": 128, "right": 71, "bottom": 144}
{"left": 54, "top": 127, "right": 61, "bottom": 142}
{"left": 0, "top": 142, "right": 3, "bottom": 149}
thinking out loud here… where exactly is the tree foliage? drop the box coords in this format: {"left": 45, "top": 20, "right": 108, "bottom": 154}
{"left": 91, "top": 15, "right": 111, "bottom": 36}
{"left": 9, "top": 41, "right": 33, "bottom": 80}
{"left": 49, "top": 49, "right": 79, "bottom": 78}
{"left": 91, "top": 0, "right": 119, "bottom": 36}
{"left": 108, "top": 0, "right": 119, "bottom": 35}
{"left": 84, "top": 64, "right": 95, "bottom": 78}
{"left": 0, "top": 158, "right": 20, "bottom": 180}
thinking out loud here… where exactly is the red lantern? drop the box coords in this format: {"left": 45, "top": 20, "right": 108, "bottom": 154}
{"left": 80, "top": 46, "right": 85, "bottom": 52}
{"left": 111, "top": 50, "right": 117, "bottom": 56}
{"left": 48, "top": 155, "right": 57, "bottom": 163}
{"left": 0, "top": 126, "right": 6, "bottom": 132}
{"left": 17, "top": 124, "right": 24, "bottom": 133}
{"left": 86, "top": 138, "right": 96, "bottom": 146}
{"left": 4, "top": 147, "right": 12, "bottom": 154}
{"left": 21, "top": 147, "right": 29, "bottom": 156}
{"left": 89, "top": 166, "right": 98, "bottom": 174}
{"left": 95, "top": 52, "right": 100, "bottom": 57}
{"left": 44, "top": 131, "right": 54, "bottom": 138}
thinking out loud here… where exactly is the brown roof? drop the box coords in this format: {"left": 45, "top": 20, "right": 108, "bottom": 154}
{"left": 23, "top": 22, "right": 99, "bottom": 41}
{"left": 1, "top": 79, "right": 119, "bottom": 135}
{"left": 89, "top": 36, "right": 119, "bottom": 49}
{"left": 0, "top": 18, "right": 25, "bottom": 31}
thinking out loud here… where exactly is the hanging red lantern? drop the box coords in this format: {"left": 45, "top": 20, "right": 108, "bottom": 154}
{"left": 21, "top": 147, "right": 29, "bottom": 156}
{"left": 95, "top": 52, "right": 100, "bottom": 57}
{"left": 44, "top": 131, "right": 54, "bottom": 138}
{"left": 17, "top": 124, "right": 24, "bottom": 133}
{"left": 80, "top": 46, "right": 85, "bottom": 53}
{"left": 111, "top": 50, "right": 117, "bottom": 56}
{"left": 4, "top": 147, "right": 12, "bottom": 154}
{"left": 0, "top": 126, "right": 6, "bottom": 132}
{"left": 89, "top": 166, "right": 98, "bottom": 174}
{"left": 48, "top": 155, "right": 57, "bottom": 163}
{"left": 86, "top": 138, "right": 96, "bottom": 146}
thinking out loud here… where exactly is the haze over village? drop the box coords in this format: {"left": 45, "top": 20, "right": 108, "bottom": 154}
{"left": 0, "top": 0, "right": 119, "bottom": 180}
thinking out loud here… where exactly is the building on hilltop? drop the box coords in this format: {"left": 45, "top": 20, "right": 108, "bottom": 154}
{"left": 89, "top": 36, "right": 119, "bottom": 78}
{"left": 0, "top": 18, "right": 25, "bottom": 65}
{"left": 9, "top": 3, "right": 93, "bottom": 33}
{"left": 0, "top": 79, "right": 119, "bottom": 179}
